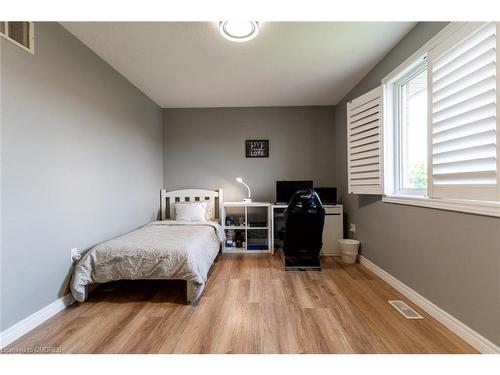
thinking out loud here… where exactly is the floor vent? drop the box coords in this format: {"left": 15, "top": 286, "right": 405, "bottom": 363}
{"left": 388, "top": 300, "right": 423, "bottom": 319}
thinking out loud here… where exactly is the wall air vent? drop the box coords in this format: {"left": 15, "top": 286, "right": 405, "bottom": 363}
{"left": 388, "top": 300, "right": 424, "bottom": 319}
{"left": 0, "top": 21, "right": 34, "bottom": 54}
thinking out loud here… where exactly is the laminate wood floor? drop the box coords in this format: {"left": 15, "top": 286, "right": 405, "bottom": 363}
{"left": 6, "top": 254, "right": 476, "bottom": 353}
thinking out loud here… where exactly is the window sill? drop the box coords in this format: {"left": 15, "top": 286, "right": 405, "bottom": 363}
{"left": 382, "top": 195, "right": 500, "bottom": 218}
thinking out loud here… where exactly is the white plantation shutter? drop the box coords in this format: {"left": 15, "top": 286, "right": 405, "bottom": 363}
{"left": 429, "top": 22, "right": 499, "bottom": 201}
{"left": 347, "top": 86, "right": 384, "bottom": 194}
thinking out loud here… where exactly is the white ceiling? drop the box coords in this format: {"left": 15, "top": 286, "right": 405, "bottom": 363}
{"left": 61, "top": 22, "right": 415, "bottom": 108}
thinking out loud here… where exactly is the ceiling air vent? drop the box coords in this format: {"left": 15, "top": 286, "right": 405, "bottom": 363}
{"left": 388, "top": 300, "right": 424, "bottom": 319}
{"left": 0, "top": 21, "right": 34, "bottom": 54}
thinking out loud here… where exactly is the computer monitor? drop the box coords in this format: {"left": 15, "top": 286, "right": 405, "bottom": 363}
{"left": 314, "top": 187, "right": 337, "bottom": 205}
{"left": 276, "top": 180, "right": 313, "bottom": 204}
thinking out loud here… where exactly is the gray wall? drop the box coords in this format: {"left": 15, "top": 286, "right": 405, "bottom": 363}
{"left": 163, "top": 107, "right": 336, "bottom": 202}
{"left": 0, "top": 23, "right": 163, "bottom": 331}
{"left": 336, "top": 23, "right": 500, "bottom": 346}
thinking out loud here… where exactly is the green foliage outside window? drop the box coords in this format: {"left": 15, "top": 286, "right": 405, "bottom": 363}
{"left": 409, "top": 162, "right": 427, "bottom": 189}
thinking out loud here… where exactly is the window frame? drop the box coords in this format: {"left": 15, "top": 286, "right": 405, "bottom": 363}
{"left": 392, "top": 59, "right": 429, "bottom": 197}
{"left": 382, "top": 22, "right": 500, "bottom": 218}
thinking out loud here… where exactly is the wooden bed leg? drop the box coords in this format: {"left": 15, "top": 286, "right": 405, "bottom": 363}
{"left": 186, "top": 280, "right": 196, "bottom": 303}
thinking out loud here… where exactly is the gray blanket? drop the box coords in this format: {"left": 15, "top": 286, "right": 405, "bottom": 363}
{"left": 70, "top": 220, "right": 224, "bottom": 302}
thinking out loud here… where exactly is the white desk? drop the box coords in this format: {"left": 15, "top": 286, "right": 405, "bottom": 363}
{"left": 271, "top": 204, "right": 343, "bottom": 255}
{"left": 270, "top": 204, "right": 287, "bottom": 253}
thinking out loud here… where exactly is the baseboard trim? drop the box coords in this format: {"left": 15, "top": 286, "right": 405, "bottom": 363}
{"left": 359, "top": 256, "right": 500, "bottom": 354}
{"left": 0, "top": 294, "right": 76, "bottom": 349}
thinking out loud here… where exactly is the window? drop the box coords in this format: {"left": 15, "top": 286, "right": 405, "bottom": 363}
{"left": 0, "top": 21, "right": 34, "bottom": 54}
{"left": 382, "top": 22, "right": 500, "bottom": 217}
{"left": 394, "top": 62, "right": 428, "bottom": 195}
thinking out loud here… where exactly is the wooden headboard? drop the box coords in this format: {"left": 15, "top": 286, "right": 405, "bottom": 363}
{"left": 160, "top": 188, "right": 224, "bottom": 222}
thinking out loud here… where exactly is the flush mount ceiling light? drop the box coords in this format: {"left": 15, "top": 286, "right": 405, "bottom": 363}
{"left": 219, "top": 21, "right": 259, "bottom": 42}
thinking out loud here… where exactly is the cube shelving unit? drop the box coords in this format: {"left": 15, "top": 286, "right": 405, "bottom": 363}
{"left": 221, "top": 202, "right": 272, "bottom": 254}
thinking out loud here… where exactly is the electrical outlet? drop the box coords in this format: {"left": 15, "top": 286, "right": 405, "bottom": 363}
{"left": 349, "top": 223, "right": 356, "bottom": 233}
{"left": 70, "top": 248, "right": 81, "bottom": 263}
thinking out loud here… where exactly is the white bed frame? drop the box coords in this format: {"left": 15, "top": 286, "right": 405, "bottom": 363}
{"left": 160, "top": 188, "right": 224, "bottom": 303}
{"left": 160, "top": 188, "right": 224, "bottom": 222}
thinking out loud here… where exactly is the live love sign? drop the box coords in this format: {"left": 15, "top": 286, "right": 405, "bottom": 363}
{"left": 245, "top": 140, "right": 269, "bottom": 158}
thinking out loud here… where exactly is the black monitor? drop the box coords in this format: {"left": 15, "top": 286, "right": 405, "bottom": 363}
{"left": 314, "top": 187, "right": 337, "bottom": 205}
{"left": 276, "top": 180, "right": 313, "bottom": 204}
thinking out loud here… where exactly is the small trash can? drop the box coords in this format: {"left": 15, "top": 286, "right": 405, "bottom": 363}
{"left": 338, "top": 239, "right": 360, "bottom": 264}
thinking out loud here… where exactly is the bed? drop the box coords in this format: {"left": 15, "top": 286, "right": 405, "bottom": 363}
{"left": 70, "top": 188, "right": 224, "bottom": 303}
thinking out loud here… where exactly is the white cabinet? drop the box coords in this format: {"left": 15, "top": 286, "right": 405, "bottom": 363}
{"left": 321, "top": 205, "right": 344, "bottom": 255}
{"left": 221, "top": 202, "right": 272, "bottom": 254}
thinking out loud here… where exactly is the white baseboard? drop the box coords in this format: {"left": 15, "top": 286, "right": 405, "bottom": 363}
{"left": 359, "top": 256, "right": 500, "bottom": 354}
{"left": 0, "top": 294, "right": 75, "bottom": 349}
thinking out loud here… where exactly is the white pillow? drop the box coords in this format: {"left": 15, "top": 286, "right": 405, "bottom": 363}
{"left": 204, "top": 199, "right": 215, "bottom": 221}
{"left": 175, "top": 201, "right": 208, "bottom": 221}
